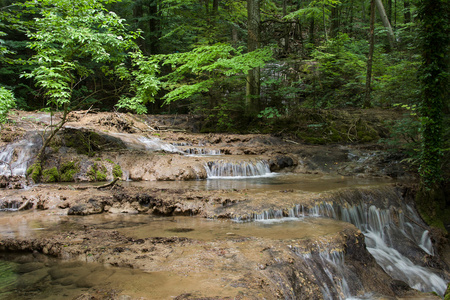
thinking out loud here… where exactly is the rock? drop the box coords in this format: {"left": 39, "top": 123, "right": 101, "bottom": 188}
{"left": 68, "top": 198, "right": 104, "bottom": 215}
{"left": 269, "top": 155, "right": 296, "bottom": 171}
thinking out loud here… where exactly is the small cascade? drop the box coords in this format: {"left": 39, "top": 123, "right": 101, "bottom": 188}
{"left": 204, "top": 159, "right": 272, "bottom": 178}
{"left": 0, "top": 199, "right": 20, "bottom": 211}
{"left": 293, "top": 246, "right": 356, "bottom": 300}
{"left": 313, "top": 202, "right": 447, "bottom": 296}
{"left": 137, "top": 136, "right": 183, "bottom": 153}
{"left": 288, "top": 204, "right": 305, "bottom": 218}
{"left": 0, "top": 136, "right": 40, "bottom": 176}
{"left": 243, "top": 197, "right": 448, "bottom": 296}
{"left": 184, "top": 148, "right": 221, "bottom": 156}
{"left": 253, "top": 208, "right": 284, "bottom": 221}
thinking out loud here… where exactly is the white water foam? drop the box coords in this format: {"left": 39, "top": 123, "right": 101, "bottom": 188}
{"left": 137, "top": 136, "right": 184, "bottom": 154}
{"left": 204, "top": 159, "right": 273, "bottom": 178}
{"left": 0, "top": 138, "right": 38, "bottom": 176}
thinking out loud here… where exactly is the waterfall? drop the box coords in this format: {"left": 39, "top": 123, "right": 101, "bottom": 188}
{"left": 184, "top": 148, "right": 221, "bottom": 156}
{"left": 204, "top": 159, "right": 272, "bottom": 178}
{"left": 310, "top": 201, "right": 447, "bottom": 296}
{"left": 0, "top": 199, "right": 20, "bottom": 211}
{"left": 137, "top": 136, "right": 183, "bottom": 154}
{"left": 244, "top": 195, "right": 448, "bottom": 296}
{"left": 0, "top": 136, "right": 40, "bottom": 176}
{"left": 293, "top": 246, "right": 357, "bottom": 300}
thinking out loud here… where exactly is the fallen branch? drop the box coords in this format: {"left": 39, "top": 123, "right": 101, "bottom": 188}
{"left": 284, "top": 139, "right": 299, "bottom": 145}
{"left": 18, "top": 198, "right": 32, "bottom": 211}
{"left": 96, "top": 177, "right": 119, "bottom": 189}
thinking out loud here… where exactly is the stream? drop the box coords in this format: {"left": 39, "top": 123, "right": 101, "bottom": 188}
{"left": 0, "top": 114, "right": 449, "bottom": 299}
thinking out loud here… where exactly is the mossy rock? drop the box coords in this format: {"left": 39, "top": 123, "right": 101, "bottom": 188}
{"left": 61, "top": 128, "right": 126, "bottom": 156}
{"left": 42, "top": 167, "right": 59, "bottom": 183}
{"left": 87, "top": 162, "right": 107, "bottom": 181}
{"left": 26, "top": 162, "right": 42, "bottom": 183}
{"left": 60, "top": 161, "right": 79, "bottom": 182}
{"left": 112, "top": 164, "right": 123, "bottom": 179}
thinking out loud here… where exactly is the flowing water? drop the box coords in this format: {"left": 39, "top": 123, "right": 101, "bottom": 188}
{"left": 0, "top": 134, "right": 40, "bottom": 177}
{"left": 1, "top": 128, "right": 449, "bottom": 299}
{"left": 246, "top": 196, "right": 449, "bottom": 297}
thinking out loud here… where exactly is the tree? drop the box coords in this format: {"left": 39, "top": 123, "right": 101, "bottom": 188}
{"left": 374, "top": 0, "right": 395, "bottom": 50}
{"left": 246, "top": 0, "right": 261, "bottom": 114}
{"left": 363, "top": 0, "right": 375, "bottom": 108}
{"left": 154, "top": 43, "right": 272, "bottom": 104}
{"left": 415, "top": 0, "right": 449, "bottom": 227}
{"left": 20, "top": 0, "right": 159, "bottom": 180}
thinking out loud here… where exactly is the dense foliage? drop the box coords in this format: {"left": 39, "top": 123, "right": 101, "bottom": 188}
{"left": 0, "top": 0, "right": 448, "bottom": 194}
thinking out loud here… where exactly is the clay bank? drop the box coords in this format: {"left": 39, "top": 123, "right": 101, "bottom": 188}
{"left": 0, "top": 111, "right": 449, "bottom": 299}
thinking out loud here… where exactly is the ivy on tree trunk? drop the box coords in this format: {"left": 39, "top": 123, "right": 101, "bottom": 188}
{"left": 416, "top": 0, "right": 449, "bottom": 228}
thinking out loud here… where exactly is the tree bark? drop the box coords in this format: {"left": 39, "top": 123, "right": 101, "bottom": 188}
{"left": 364, "top": 0, "right": 376, "bottom": 108}
{"left": 213, "top": 0, "right": 219, "bottom": 14}
{"left": 133, "top": 1, "right": 146, "bottom": 52}
{"left": 246, "top": 0, "right": 261, "bottom": 114}
{"left": 374, "top": 0, "right": 395, "bottom": 49}
{"left": 148, "top": 0, "right": 160, "bottom": 54}
{"left": 404, "top": 0, "right": 411, "bottom": 23}
{"left": 415, "top": 0, "right": 449, "bottom": 227}
{"left": 309, "top": 17, "right": 315, "bottom": 44}
{"left": 330, "top": 5, "right": 339, "bottom": 38}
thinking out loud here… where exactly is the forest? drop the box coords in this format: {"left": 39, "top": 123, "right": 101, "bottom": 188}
{"left": 0, "top": 0, "right": 449, "bottom": 225}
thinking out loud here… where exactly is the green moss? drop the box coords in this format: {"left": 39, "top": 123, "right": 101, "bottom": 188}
{"left": 95, "top": 170, "right": 107, "bottom": 181}
{"left": 26, "top": 162, "right": 42, "bottom": 183}
{"left": 416, "top": 186, "right": 447, "bottom": 231}
{"left": 106, "top": 159, "right": 114, "bottom": 164}
{"left": 65, "top": 131, "right": 101, "bottom": 156}
{"left": 87, "top": 162, "right": 107, "bottom": 181}
{"left": 112, "top": 164, "right": 123, "bottom": 179}
{"left": 42, "top": 167, "right": 60, "bottom": 183}
{"left": 444, "top": 283, "right": 450, "bottom": 300}
{"left": 60, "top": 161, "right": 79, "bottom": 182}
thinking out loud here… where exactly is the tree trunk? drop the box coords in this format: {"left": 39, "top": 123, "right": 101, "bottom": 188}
{"left": 404, "top": 0, "right": 411, "bottom": 23}
{"left": 133, "top": 1, "right": 146, "bottom": 53}
{"left": 374, "top": 0, "right": 395, "bottom": 49}
{"left": 364, "top": 0, "right": 376, "bottom": 108}
{"left": 148, "top": 0, "right": 160, "bottom": 54}
{"left": 232, "top": 26, "right": 238, "bottom": 46}
{"left": 349, "top": 0, "right": 354, "bottom": 32}
{"left": 309, "top": 17, "right": 315, "bottom": 44}
{"left": 283, "top": 0, "right": 289, "bottom": 54}
{"left": 246, "top": 0, "right": 261, "bottom": 114}
{"left": 387, "top": 0, "right": 392, "bottom": 23}
{"left": 415, "top": 0, "right": 449, "bottom": 227}
{"left": 322, "top": 3, "right": 328, "bottom": 40}
{"left": 330, "top": 5, "right": 339, "bottom": 38}
{"left": 213, "top": 0, "right": 219, "bottom": 14}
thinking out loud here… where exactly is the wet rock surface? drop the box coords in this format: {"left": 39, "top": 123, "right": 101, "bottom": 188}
{"left": 0, "top": 111, "right": 448, "bottom": 299}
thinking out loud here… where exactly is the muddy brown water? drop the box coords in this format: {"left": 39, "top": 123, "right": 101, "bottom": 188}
{"left": 121, "top": 173, "right": 395, "bottom": 192}
{"left": 0, "top": 252, "right": 249, "bottom": 300}
{"left": 0, "top": 212, "right": 349, "bottom": 241}
{"left": 0, "top": 212, "right": 350, "bottom": 299}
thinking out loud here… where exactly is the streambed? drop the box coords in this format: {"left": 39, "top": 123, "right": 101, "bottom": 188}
{"left": 0, "top": 111, "right": 449, "bottom": 299}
